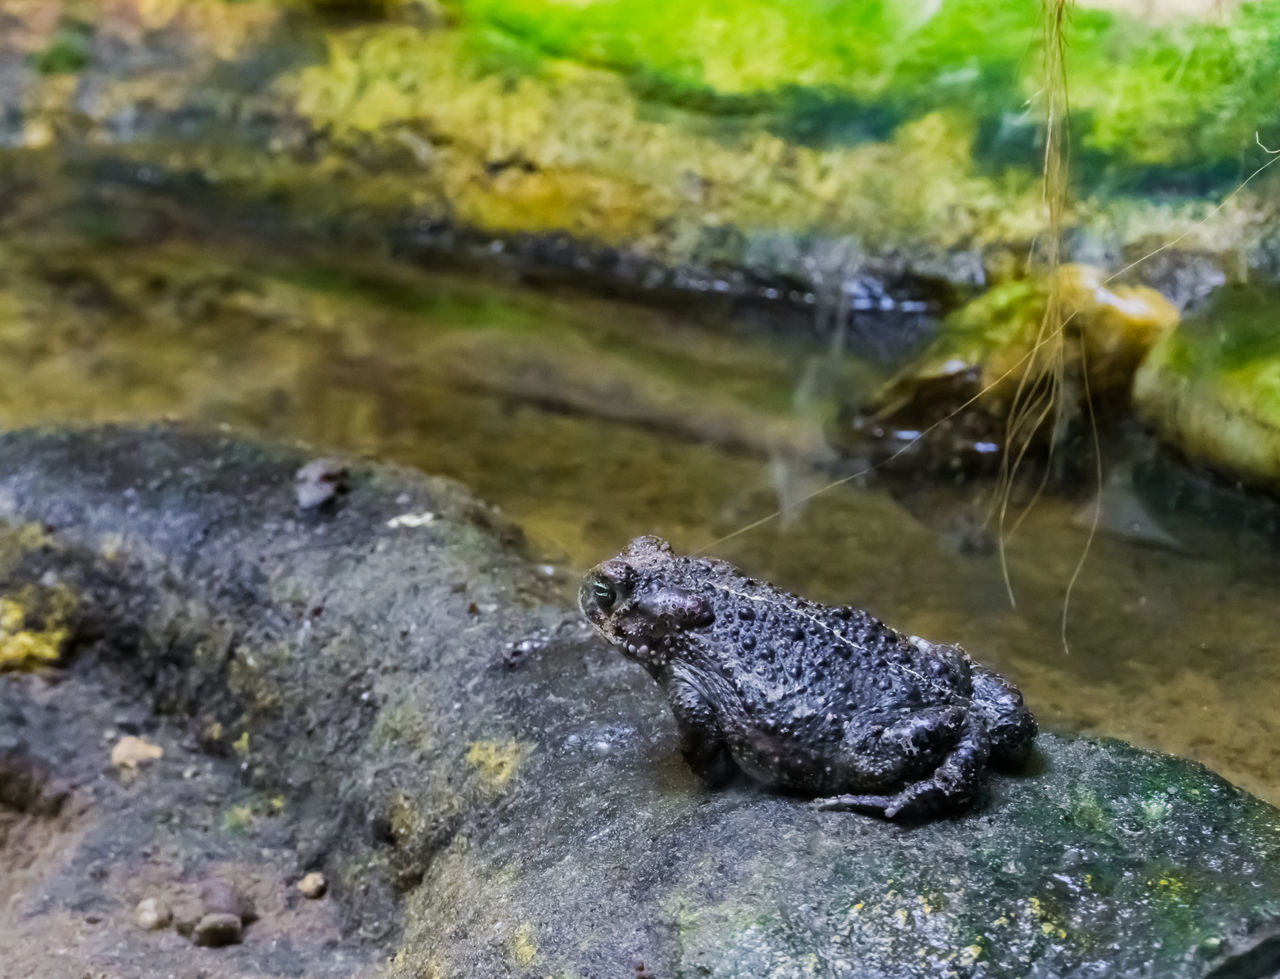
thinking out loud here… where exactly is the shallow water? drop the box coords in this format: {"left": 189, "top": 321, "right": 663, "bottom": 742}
{"left": 4, "top": 175, "right": 1280, "bottom": 805}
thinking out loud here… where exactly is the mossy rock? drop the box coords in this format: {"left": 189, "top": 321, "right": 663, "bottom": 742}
{"left": 1, "top": 425, "right": 1280, "bottom": 976}
{"left": 852, "top": 265, "right": 1178, "bottom": 467}
{"left": 448, "top": 0, "right": 1280, "bottom": 182}
{"left": 1134, "top": 286, "right": 1280, "bottom": 495}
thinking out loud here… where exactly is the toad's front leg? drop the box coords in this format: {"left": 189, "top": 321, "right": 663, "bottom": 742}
{"left": 664, "top": 675, "right": 739, "bottom": 787}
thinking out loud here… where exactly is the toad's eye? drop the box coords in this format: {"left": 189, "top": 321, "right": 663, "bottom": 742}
{"left": 592, "top": 579, "right": 618, "bottom": 610}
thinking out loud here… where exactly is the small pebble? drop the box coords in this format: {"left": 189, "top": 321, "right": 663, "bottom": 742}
{"left": 297, "top": 872, "right": 327, "bottom": 899}
{"left": 191, "top": 912, "right": 242, "bottom": 948}
{"left": 136, "top": 896, "right": 172, "bottom": 931}
{"left": 386, "top": 511, "right": 435, "bottom": 529}
{"left": 110, "top": 735, "right": 162, "bottom": 771}
{"left": 295, "top": 458, "right": 348, "bottom": 511}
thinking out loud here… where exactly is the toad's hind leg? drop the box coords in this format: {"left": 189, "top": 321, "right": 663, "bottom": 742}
{"left": 970, "top": 665, "right": 1037, "bottom": 766}
{"left": 817, "top": 713, "right": 989, "bottom": 819}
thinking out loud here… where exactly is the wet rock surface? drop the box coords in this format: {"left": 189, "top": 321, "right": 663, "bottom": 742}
{"left": 0, "top": 425, "right": 1279, "bottom": 977}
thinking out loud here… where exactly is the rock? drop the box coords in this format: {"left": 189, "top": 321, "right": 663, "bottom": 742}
{"left": 852, "top": 265, "right": 1179, "bottom": 470}
{"left": 135, "top": 897, "right": 172, "bottom": 931}
{"left": 110, "top": 735, "right": 162, "bottom": 772}
{"left": 297, "top": 872, "right": 326, "bottom": 900}
{"left": 1, "top": 424, "right": 1280, "bottom": 977}
{"left": 294, "top": 458, "right": 348, "bottom": 511}
{"left": 1133, "top": 285, "right": 1280, "bottom": 496}
{"left": 199, "top": 878, "right": 254, "bottom": 923}
{"left": 190, "top": 912, "right": 242, "bottom": 948}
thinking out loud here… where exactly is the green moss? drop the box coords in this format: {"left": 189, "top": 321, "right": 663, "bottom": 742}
{"left": 447, "top": 0, "right": 1280, "bottom": 181}
{"left": 1133, "top": 286, "right": 1280, "bottom": 494}
{"left": 31, "top": 18, "right": 94, "bottom": 75}
{"left": 1156, "top": 289, "right": 1280, "bottom": 375}
{"left": 261, "top": 2, "right": 1279, "bottom": 297}
{"left": 870, "top": 265, "right": 1178, "bottom": 423}
{"left": 1075, "top": 3, "right": 1280, "bottom": 174}
{"left": 221, "top": 802, "right": 255, "bottom": 833}
{"left": 285, "top": 26, "right": 1038, "bottom": 252}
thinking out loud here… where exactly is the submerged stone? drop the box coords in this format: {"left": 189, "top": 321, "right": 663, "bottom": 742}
{"left": 0, "top": 425, "right": 1277, "bottom": 977}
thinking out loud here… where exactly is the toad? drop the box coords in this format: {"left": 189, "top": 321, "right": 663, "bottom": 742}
{"left": 580, "top": 536, "right": 1036, "bottom": 819}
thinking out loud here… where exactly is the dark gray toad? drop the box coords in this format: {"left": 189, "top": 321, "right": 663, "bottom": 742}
{"left": 580, "top": 536, "right": 1036, "bottom": 819}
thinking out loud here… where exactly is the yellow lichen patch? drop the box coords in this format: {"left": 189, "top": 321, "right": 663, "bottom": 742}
{"left": 388, "top": 948, "right": 446, "bottom": 979}
{"left": 0, "top": 522, "right": 54, "bottom": 559}
{"left": 97, "top": 532, "right": 125, "bottom": 561}
{"left": 232, "top": 731, "right": 251, "bottom": 758}
{"left": 510, "top": 922, "right": 538, "bottom": 967}
{"left": 1150, "top": 872, "right": 1192, "bottom": 906}
{"left": 1026, "top": 897, "right": 1068, "bottom": 940}
{"left": 465, "top": 739, "right": 528, "bottom": 791}
{"left": 0, "top": 594, "right": 69, "bottom": 671}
